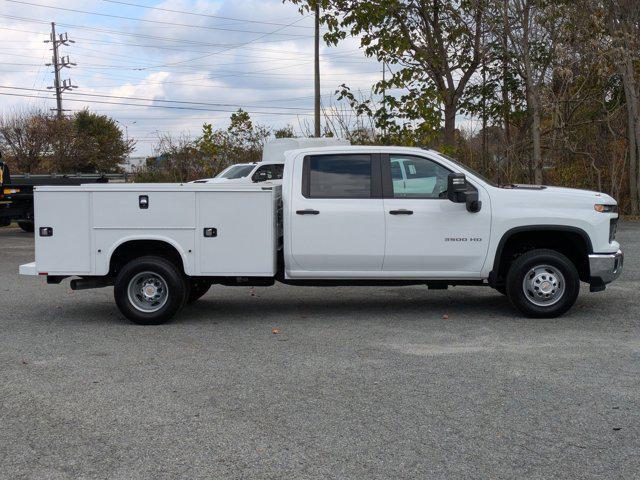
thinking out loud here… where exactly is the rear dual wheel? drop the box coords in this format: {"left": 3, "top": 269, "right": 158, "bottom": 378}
{"left": 114, "top": 256, "right": 187, "bottom": 325}
{"left": 18, "top": 221, "right": 34, "bottom": 233}
{"left": 114, "top": 256, "right": 213, "bottom": 324}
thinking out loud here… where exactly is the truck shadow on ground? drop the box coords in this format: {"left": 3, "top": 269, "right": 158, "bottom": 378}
{"left": 183, "top": 289, "right": 517, "bottom": 323}
{"left": 44, "top": 285, "right": 610, "bottom": 326}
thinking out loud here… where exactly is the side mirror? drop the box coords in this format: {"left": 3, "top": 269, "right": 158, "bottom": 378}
{"left": 253, "top": 171, "right": 269, "bottom": 183}
{"left": 447, "top": 172, "right": 482, "bottom": 213}
{"left": 447, "top": 173, "right": 467, "bottom": 203}
{"left": 465, "top": 190, "right": 481, "bottom": 213}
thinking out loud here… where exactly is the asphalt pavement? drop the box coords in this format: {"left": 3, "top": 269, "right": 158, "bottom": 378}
{"left": 0, "top": 223, "right": 638, "bottom": 479}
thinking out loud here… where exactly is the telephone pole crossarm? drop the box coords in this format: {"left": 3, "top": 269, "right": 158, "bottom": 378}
{"left": 44, "top": 22, "right": 76, "bottom": 118}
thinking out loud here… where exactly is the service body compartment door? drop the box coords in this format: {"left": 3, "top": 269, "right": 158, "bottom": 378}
{"left": 197, "top": 190, "right": 276, "bottom": 276}
{"left": 92, "top": 191, "right": 195, "bottom": 229}
{"left": 35, "top": 191, "right": 91, "bottom": 274}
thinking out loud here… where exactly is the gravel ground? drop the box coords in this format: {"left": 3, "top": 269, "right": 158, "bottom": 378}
{"left": 0, "top": 223, "right": 638, "bottom": 479}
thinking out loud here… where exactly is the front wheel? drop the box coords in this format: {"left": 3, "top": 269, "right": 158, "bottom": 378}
{"left": 505, "top": 249, "right": 580, "bottom": 318}
{"left": 114, "top": 256, "right": 187, "bottom": 325}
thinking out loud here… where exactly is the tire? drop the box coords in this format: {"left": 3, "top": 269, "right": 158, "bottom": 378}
{"left": 505, "top": 249, "right": 580, "bottom": 318}
{"left": 114, "top": 255, "right": 187, "bottom": 325}
{"left": 187, "top": 279, "right": 212, "bottom": 304}
{"left": 18, "top": 221, "right": 34, "bottom": 233}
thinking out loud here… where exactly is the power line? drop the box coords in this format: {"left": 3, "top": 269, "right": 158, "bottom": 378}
{"left": 0, "top": 14, "right": 310, "bottom": 46}
{"left": 0, "top": 87, "right": 317, "bottom": 115}
{"left": 100, "top": 0, "right": 321, "bottom": 29}
{"left": 2, "top": 0, "right": 314, "bottom": 37}
{"left": 137, "top": 14, "right": 314, "bottom": 70}
{"left": 0, "top": 90, "right": 368, "bottom": 117}
{"left": 0, "top": 19, "right": 368, "bottom": 63}
{"left": 0, "top": 85, "right": 357, "bottom": 112}
{"left": 0, "top": 91, "right": 314, "bottom": 115}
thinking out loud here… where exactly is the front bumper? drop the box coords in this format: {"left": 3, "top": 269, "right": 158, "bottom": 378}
{"left": 588, "top": 249, "right": 623, "bottom": 290}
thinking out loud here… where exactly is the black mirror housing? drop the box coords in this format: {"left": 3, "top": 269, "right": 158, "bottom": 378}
{"left": 465, "top": 190, "right": 481, "bottom": 213}
{"left": 253, "top": 172, "right": 269, "bottom": 183}
{"left": 447, "top": 172, "right": 482, "bottom": 212}
{"left": 447, "top": 173, "right": 467, "bottom": 203}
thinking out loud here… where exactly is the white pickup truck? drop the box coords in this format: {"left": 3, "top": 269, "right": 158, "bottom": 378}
{"left": 19, "top": 146, "right": 623, "bottom": 324}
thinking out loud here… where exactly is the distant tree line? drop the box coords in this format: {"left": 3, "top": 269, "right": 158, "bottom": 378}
{"left": 0, "top": 109, "right": 134, "bottom": 174}
{"left": 136, "top": 109, "right": 295, "bottom": 182}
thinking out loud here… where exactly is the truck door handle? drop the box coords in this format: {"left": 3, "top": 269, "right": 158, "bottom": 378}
{"left": 296, "top": 209, "right": 320, "bottom": 215}
{"left": 389, "top": 209, "right": 413, "bottom": 215}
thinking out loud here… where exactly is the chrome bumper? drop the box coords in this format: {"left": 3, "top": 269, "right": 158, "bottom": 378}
{"left": 589, "top": 249, "right": 623, "bottom": 286}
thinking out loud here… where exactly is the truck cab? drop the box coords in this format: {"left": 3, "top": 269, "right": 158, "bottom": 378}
{"left": 19, "top": 146, "right": 623, "bottom": 325}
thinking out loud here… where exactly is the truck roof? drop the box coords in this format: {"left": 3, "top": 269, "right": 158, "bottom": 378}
{"left": 283, "top": 145, "right": 433, "bottom": 158}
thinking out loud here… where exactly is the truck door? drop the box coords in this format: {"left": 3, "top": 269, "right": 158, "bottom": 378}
{"left": 288, "top": 153, "right": 385, "bottom": 273}
{"left": 381, "top": 153, "right": 491, "bottom": 276}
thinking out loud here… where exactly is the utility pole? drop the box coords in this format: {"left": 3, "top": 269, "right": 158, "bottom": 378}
{"left": 45, "top": 22, "right": 76, "bottom": 118}
{"left": 382, "top": 61, "right": 387, "bottom": 138}
{"left": 314, "top": 3, "right": 321, "bottom": 137}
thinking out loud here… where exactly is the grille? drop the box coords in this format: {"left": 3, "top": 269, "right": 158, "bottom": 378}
{"left": 609, "top": 218, "right": 618, "bottom": 243}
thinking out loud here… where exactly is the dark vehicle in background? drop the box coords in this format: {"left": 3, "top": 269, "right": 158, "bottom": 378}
{"left": 0, "top": 154, "right": 126, "bottom": 232}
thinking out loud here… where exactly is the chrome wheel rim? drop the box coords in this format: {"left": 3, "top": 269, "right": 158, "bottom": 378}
{"left": 522, "top": 264, "right": 565, "bottom": 307}
{"left": 127, "top": 271, "right": 169, "bottom": 313}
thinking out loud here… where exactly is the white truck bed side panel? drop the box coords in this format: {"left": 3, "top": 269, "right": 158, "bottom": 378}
{"left": 196, "top": 190, "right": 276, "bottom": 276}
{"left": 35, "top": 191, "right": 91, "bottom": 274}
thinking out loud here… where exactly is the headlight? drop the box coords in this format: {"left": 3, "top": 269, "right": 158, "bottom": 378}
{"left": 594, "top": 204, "right": 617, "bottom": 213}
{"left": 3, "top": 188, "right": 20, "bottom": 195}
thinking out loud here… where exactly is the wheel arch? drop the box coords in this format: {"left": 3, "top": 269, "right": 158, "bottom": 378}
{"left": 106, "top": 236, "right": 191, "bottom": 276}
{"left": 490, "top": 225, "right": 593, "bottom": 285}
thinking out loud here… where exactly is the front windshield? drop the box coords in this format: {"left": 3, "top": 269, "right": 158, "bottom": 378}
{"left": 218, "top": 164, "right": 255, "bottom": 179}
{"left": 435, "top": 152, "right": 498, "bottom": 187}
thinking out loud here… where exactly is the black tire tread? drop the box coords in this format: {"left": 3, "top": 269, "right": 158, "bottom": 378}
{"left": 114, "top": 255, "right": 186, "bottom": 325}
{"left": 505, "top": 248, "right": 580, "bottom": 318}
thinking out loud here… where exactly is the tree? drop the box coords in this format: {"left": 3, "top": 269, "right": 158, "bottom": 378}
{"left": 0, "top": 109, "right": 134, "bottom": 174}
{"left": 287, "top": 0, "right": 488, "bottom": 149}
{"left": 73, "top": 110, "right": 134, "bottom": 173}
{"left": 274, "top": 125, "right": 295, "bottom": 138}
{"left": 226, "top": 109, "right": 271, "bottom": 163}
{"left": 44, "top": 115, "right": 82, "bottom": 173}
{"left": 0, "top": 109, "right": 49, "bottom": 173}
{"left": 602, "top": 0, "right": 640, "bottom": 213}
{"left": 504, "top": 0, "right": 563, "bottom": 184}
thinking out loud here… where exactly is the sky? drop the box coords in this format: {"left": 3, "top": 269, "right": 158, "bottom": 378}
{"left": 0, "top": 0, "right": 478, "bottom": 156}
{"left": 0, "top": 0, "right": 386, "bottom": 155}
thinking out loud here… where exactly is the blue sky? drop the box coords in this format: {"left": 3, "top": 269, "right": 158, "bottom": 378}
{"left": 0, "top": 0, "right": 478, "bottom": 156}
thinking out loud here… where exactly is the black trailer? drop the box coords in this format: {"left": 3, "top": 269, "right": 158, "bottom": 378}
{"left": 1, "top": 155, "right": 126, "bottom": 232}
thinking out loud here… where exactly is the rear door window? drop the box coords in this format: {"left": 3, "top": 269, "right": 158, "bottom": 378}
{"left": 304, "top": 154, "right": 372, "bottom": 198}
